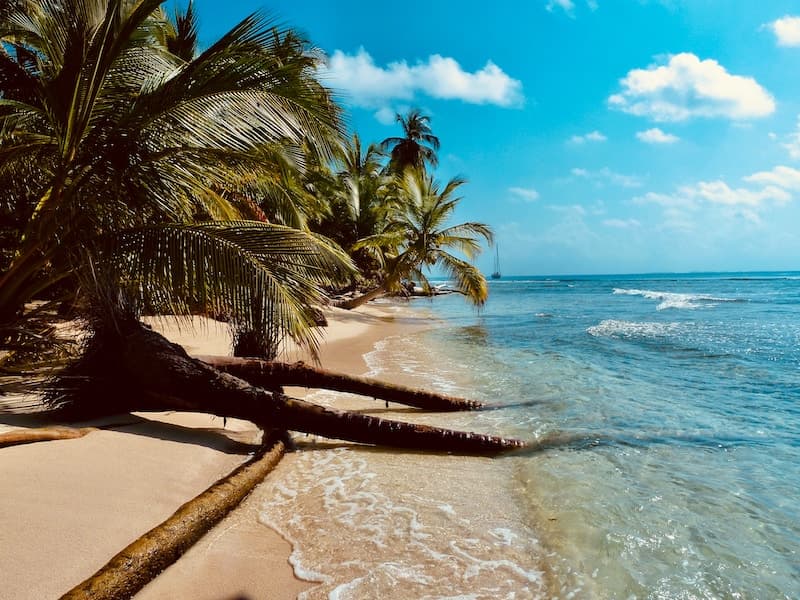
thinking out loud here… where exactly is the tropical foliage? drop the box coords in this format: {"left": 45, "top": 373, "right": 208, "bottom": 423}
{"left": 0, "top": 0, "right": 351, "bottom": 359}
{"left": 0, "top": 0, "right": 490, "bottom": 364}
{"left": 341, "top": 168, "right": 492, "bottom": 309}
{"left": 380, "top": 108, "right": 441, "bottom": 173}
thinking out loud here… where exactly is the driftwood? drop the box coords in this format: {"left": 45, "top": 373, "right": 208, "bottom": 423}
{"left": 198, "top": 355, "right": 483, "bottom": 411}
{"left": 60, "top": 431, "right": 287, "bottom": 600}
{"left": 0, "top": 426, "right": 96, "bottom": 448}
{"left": 53, "top": 324, "right": 525, "bottom": 455}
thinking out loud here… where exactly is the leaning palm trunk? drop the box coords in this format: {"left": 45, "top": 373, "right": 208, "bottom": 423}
{"left": 334, "top": 283, "right": 388, "bottom": 310}
{"left": 198, "top": 355, "right": 483, "bottom": 411}
{"left": 62, "top": 431, "right": 287, "bottom": 600}
{"left": 52, "top": 323, "right": 524, "bottom": 455}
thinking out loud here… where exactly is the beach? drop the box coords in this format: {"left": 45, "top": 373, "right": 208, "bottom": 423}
{"left": 0, "top": 303, "right": 431, "bottom": 600}
{"left": 4, "top": 274, "right": 797, "bottom": 599}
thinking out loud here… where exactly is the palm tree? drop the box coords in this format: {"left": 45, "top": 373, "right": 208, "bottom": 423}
{"left": 0, "top": 0, "right": 349, "bottom": 359}
{"left": 380, "top": 108, "right": 440, "bottom": 173}
{"left": 163, "top": 1, "right": 199, "bottom": 62}
{"left": 313, "top": 133, "right": 399, "bottom": 279}
{"left": 0, "top": 1, "right": 523, "bottom": 486}
{"left": 338, "top": 168, "right": 492, "bottom": 309}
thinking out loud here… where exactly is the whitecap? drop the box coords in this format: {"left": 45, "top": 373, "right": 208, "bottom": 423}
{"left": 613, "top": 288, "right": 740, "bottom": 310}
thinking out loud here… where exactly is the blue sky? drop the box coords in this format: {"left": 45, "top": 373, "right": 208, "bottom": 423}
{"left": 191, "top": 0, "right": 800, "bottom": 275}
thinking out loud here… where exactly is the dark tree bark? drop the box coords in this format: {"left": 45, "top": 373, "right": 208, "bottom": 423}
{"left": 53, "top": 323, "right": 525, "bottom": 456}
{"left": 198, "top": 355, "right": 483, "bottom": 411}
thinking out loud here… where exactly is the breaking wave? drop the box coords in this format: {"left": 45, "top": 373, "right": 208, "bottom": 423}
{"left": 613, "top": 288, "right": 742, "bottom": 310}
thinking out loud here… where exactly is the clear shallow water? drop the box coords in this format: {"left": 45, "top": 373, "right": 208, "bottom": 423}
{"left": 422, "top": 273, "right": 800, "bottom": 598}
{"left": 260, "top": 273, "right": 800, "bottom": 599}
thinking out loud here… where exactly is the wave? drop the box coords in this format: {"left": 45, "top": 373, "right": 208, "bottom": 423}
{"left": 587, "top": 319, "right": 681, "bottom": 339}
{"left": 613, "top": 288, "right": 743, "bottom": 310}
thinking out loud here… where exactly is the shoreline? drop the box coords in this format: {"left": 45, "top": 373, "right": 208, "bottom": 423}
{"left": 138, "top": 302, "right": 434, "bottom": 599}
{"left": 0, "top": 302, "right": 430, "bottom": 600}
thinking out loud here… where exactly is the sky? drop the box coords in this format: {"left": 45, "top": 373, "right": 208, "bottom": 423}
{"left": 189, "top": 0, "right": 800, "bottom": 276}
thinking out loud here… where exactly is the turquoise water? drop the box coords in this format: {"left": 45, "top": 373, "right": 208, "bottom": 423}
{"left": 419, "top": 273, "right": 800, "bottom": 598}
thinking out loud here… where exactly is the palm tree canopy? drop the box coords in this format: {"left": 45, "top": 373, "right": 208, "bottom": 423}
{"left": 380, "top": 108, "right": 440, "bottom": 172}
{"left": 354, "top": 168, "right": 492, "bottom": 306}
{"left": 0, "top": 0, "right": 351, "bottom": 357}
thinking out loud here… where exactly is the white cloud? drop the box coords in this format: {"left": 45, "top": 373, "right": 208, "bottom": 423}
{"left": 603, "top": 218, "right": 641, "bottom": 228}
{"left": 636, "top": 127, "right": 680, "bottom": 144}
{"left": 633, "top": 191, "right": 696, "bottom": 209}
{"left": 609, "top": 53, "right": 775, "bottom": 122}
{"left": 569, "top": 130, "right": 607, "bottom": 144}
{"left": 636, "top": 173, "right": 793, "bottom": 214}
{"left": 374, "top": 107, "right": 396, "bottom": 125}
{"left": 321, "top": 48, "right": 523, "bottom": 109}
{"left": 508, "top": 186, "right": 540, "bottom": 202}
{"left": 684, "top": 180, "right": 790, "bottom": 207}
{"left": 633, "top": 167, "right": 798, "bottom": 233}
{"left": 545, "top": 0, "right": 597, "bottom": 16}
{"left": 766, "top": 16, "right": 800, "bottom": 47}
{"left": 546, "top": 0, "right": 575, "bottom": 15}
{"left": 744, "top": 165, "right": 800, "bottom": 190}
{"left": 572, "top": 167, "right": 643, "bottom": 188}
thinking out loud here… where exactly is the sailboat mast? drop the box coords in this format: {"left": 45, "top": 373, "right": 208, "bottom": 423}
{"left": 491, "top": 244, "right": 501, "bottom": 279}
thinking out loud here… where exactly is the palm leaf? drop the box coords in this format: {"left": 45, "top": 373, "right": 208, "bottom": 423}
{"left": 96, "top": 221, "right": 354, "bottom": 357}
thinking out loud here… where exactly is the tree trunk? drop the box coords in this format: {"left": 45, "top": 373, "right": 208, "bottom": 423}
{"left": 198, "top": 355, "right": 483, "bottom": 411}
{"left": 55, "top": 324, "right": 525, "bottom": 456}
{"left": 0, "top": 426, "right": 97, "bottom": 448}
{"left": 334, "top": 283, "right": 387, "bottom": 310}
{"left": 61, "top": 431, "right": 287, "bottom": 600}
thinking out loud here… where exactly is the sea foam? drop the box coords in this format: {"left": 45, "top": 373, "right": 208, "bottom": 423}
{"left": 613, "top": 287, "right": 739, "bottom": 310}
{"left": 587, "top": 319, "right": 680, "bottom": 339}
{"left": 257, "top": 333, "right": 547, "bottom": 599}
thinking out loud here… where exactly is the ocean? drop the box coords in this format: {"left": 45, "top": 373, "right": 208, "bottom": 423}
{"left": 259, "top": 273, "right": 800, "bottom": 599}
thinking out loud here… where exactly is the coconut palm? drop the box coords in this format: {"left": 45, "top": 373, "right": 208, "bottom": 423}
{"left": 380, "top": 108, "right": 440, "bottom": 173}
{"left": 338, "top": 168, "right": 492, "bottom": 309}
{"left": 313, "top": 133, "right": 399, "bottom": 278}
{"left": 163, "top": 0, "right": 199, "bottom": 61}
{"left": 0, "top": 3, "right": 525, "bottom": 535}
{"left": 0, "top": 0, "right": 350, "bottom": 359}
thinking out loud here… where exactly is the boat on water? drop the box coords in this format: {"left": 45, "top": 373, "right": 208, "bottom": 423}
{"left": 491, "top": 245, "right": 501, "bottom": 279}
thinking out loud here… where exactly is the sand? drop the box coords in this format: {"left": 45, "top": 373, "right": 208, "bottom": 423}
{"left": 0, "top": 302, "right": 430, "bottom": 600}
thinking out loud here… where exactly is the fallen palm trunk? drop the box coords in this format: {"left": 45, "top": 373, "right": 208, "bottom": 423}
{"left": 0, "top": 426, "right": 96, "bottom": 448}
{"left": 333, "top": 284, "right": 387, "bottom": 310}
{"left": 56, "top": 324, "right": 525, "bottom": 455}
{"left": 198, "top": 355, "right": 483, "bottom": 411}
{"left": 60, "top": 430, "right": 287, "bottom": 600}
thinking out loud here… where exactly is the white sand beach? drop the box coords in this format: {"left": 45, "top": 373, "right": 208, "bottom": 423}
{"left": 0, "top": 303, "right": 428, "bottom": 600}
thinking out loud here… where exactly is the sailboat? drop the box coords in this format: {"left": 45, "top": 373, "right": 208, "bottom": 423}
{"left": 491, "top": 245, "right": 501, "bottom": 279}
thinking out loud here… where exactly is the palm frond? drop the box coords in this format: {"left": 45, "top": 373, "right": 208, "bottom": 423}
{"left": 95, "top": 221, "right": 355, "bottom": 357}
{"left": 435, "top": 252, "right": 489, "bottom": 307}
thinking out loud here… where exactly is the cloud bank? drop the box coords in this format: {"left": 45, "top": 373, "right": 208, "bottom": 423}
{"left": 320, "top": 49, "right": 524, "bottom": 110}
{"left": 766, "top": 16, "right": 800, "bottom": 47}
{"left": 635, "top": 166, "right": 798, "bottom": 230}
{"left": 609, "top": 53, "right": 775, "bottom": 122}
